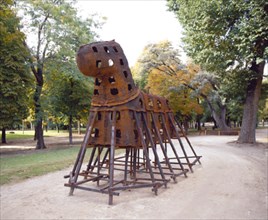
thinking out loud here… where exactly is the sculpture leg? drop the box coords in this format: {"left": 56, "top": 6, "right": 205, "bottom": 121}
{"left": 151, "top": 112, "right": 175, "bottom": 180}
{"left": 167, "top": 113, "right": 193, "bottom": 172}
{"left": 142, "top": 112, "right": 167, "bottom": 187}
{"left": 69, "top": 111, "right": 97, "bottom": 195}
{"left": 174, "top": 117, "right": 202, "bottom": 165}
{"left": 108, "top": 111, "right": 116, "bottom": 205}
{"left": 161, "top": 113, "right": 188, "bottom": 178}
{"left": 133, "top": 111, "right": 156, "bottom": 184}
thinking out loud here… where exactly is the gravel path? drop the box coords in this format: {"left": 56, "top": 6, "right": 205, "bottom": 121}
{"left": 1, "top": 130, "right": 267, "bottom": 220}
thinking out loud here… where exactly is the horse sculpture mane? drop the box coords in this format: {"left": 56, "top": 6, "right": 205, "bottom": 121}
{"left": 65, "top": 40, "right": 201, "bottom": 205}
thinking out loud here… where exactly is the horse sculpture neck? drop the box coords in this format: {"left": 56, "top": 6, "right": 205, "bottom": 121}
{"left": 76, "top": 40, "right": 139, "bottom": 107}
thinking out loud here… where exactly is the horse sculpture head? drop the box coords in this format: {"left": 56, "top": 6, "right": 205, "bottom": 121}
{"left": 76, "top": 40, "right": 139, "bottom": 107}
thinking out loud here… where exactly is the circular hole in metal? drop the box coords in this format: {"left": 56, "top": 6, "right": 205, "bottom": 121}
{"left": 116, "top": 129, "right": 121, "bottom": 138}
{"left": 128, "top": 84, "right": 132, "bottom": 91}
{"left": 96, "top": 60, "right": 102, "bottom": 68}
{"left": 92, "top": 46, "right": 98, "bottom": 52}
{"left": 148, "top": 98, "right": 153, "bottom": 108}
{"left": 97, "top": 112, "right": 102, "bottom": 120}
{"left": 123, "top": 71, "right": 128, "bottom": 78}
{"left": 91, "top": 128, "right": 99, "bottom": 137}
{"left": 95, "top": 78, "right": 101, "bottom": 86}
{"left": 94, "top": 89, "right": 99, "bottom": 95}
{"left": 104, "top": 46, "right": 110, "bottom": 53}
{"left": 109, "top": 76, "right": 116, "bottom": 84}
{"left": 139, "top": 99, "right": 143, "bottom": 108}
{"left": 110, "top": 88, "right": 119, "bottom": 95}
{"left": 113, "top": 46, "right": 118, "bottom": 52}
{"left": 157, "top": 100, "right": 162, "bottom": 109}
{"left": 116, "top": 111, "right": 120, "bottom": 120}
{"left": 108, "top": 59, "right": 114, "bottom": 66}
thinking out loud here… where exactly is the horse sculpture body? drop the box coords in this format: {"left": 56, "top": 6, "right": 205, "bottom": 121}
{"left": 65, "top": 40, "right": 201, "bottom": 205}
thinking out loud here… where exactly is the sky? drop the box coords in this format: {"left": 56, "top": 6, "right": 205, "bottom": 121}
{"left": 75, "top": 0, "right": 185, "bottom": 66}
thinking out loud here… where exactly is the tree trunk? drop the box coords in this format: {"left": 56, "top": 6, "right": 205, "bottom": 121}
{"left": 211, "top": 105, "right": 230, "bottom": 131}
{"left": 184, "top": 83, "right": 230, "bottom": 131}
{"left": 1, "top": 128, "right": 6, "bottom": 144}
{"left": 69, "top": 115, "right": 73, "bottom": 145}
{"left": 183, "top": 119, "right": 189, "bottom": 134}
{"left": 22, "top": 120, "right": 25, "bottom": 134}
{"left": 25, "top": 38, "right": 46, "bottom": 149}
{"left": 34, "top": 77, "right": 46, "bottom": 149}
{"left": 237, "top": 61, "right": 264, "bottom": 143}
{"left": 77, "top": 120, "right": 81, "bottom": 135}
{"left": 57, "top": 124, "right": 60, "bottom": 133}
{"left": 35, "top": 120, "right": 46, "bottom": 149}
{"left": 196, "top": 115, "right": 202, "bottom": 131}
{"left": 205, "top": 97, "right": 230, "bottom": 131}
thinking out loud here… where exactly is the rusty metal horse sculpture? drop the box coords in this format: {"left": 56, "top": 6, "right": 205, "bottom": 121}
{"left": 64, "top": 40, "right": 201, "bottom": 205}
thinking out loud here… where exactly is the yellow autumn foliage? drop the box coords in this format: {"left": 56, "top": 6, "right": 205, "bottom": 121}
{"left": 146, "top": 65, "right": 203, "bottom": 116}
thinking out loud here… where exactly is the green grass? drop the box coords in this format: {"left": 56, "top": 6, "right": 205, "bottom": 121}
{"left": 3, "top": 129, "right": 85, "bottom": 141}
{"left": 5, "top": 132, "right": 34, "bottom": 140}
{"left": 0, "top": 146, "right": 92, "bottom": 185}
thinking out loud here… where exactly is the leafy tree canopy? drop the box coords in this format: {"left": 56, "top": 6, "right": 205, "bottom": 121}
{"left": 167, "top": 0, "right": 268, "bottom": 72}
{"left": 134, "top": 40, "right": 184, "bottom": 90}
{"left": 167, "top": 0, "right": 268, "bottom": 142}
{"left": 135, "top": 41, "right": 203, "bottom": 118}
{"left": 14, "top": 0, "right": 103, "bottom": 148}
{"left": 0, "top": 0, "right": 33, "bottom": 130}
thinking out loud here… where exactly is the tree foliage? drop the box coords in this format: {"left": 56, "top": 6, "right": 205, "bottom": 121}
{"left": 46, "top": 59, "right": 93, "bottom": 143}
{"left": 15, "top": 0, "right": 102, "bottom": 148}
{"left": 168, "top": 0, "right": 268, "bottom": 143}
{"left": 136, "top": 40, "right": 237, "bottom": 130}
{"left": 135, "top": 41, "right": 203, "bottom": 127}
{"left": 135, "top": 41, "right": 184, "bottom": 90}
{"left": 167, "top": 0, "right": 267, "bottom": 71}
{"left": 147, "top": 65, "right": 203, "bottom": 117}
{"left": 0, "top": 0, "right": 33, "bottom": 143}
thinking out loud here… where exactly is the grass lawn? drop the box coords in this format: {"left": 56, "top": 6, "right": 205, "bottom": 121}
{"left": 4, "top": 129, "right": 86, "bottom": 141}
{"left": 0, "top": 146, "right": 92, "bottom": 185}
{"left": 5, "top": 132, "right": 34, "bottom": 140}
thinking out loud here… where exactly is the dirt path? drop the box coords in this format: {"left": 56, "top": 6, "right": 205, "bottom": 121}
{"left": 0, "top": 130, "right": 267, "bottom": 219}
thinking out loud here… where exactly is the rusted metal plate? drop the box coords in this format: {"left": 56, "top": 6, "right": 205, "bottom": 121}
{"left": 77, "top": 41, "right": 139, "bottom": 107}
